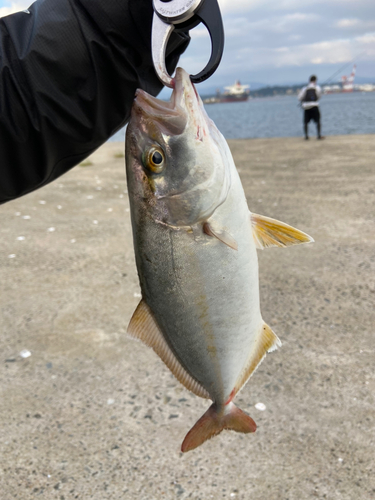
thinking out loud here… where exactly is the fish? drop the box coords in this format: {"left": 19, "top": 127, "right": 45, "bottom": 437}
{"left": 125, "top": 67, "right": 313, "bottom": 452}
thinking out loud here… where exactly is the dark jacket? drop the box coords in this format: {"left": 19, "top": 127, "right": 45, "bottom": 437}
{"left": 0, "top": 0, "right": 189, "bottom": 204}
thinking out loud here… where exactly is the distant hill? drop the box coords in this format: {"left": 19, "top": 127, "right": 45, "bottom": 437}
{"left": 200, "top": 76, "right": 375, "bottom": 100}
{"left": 249, "top": 84, "right": 303, "bottom": 98}
{"left": 200, "top": 83, "right": 306, "bottom": 100}
{"left": 200, "top": 81, "right": 267, "bottom": 95}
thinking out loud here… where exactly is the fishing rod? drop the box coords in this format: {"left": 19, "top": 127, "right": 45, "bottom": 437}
{"left": 296, "top": 51, "right": 367, "bottom": 109}
{"left": 322, "top": 51, "right": 367, "bottom": 86}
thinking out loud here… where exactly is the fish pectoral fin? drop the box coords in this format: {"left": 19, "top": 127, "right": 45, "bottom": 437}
{"left": 203, "top": 222, "right": 238, "bottom": 251}
{"left": 181, "top": 402, "right": 256, "bottom": 453}
{"left": 250, "top": 212, "right": 314, "bottom": 250}
{"left": 127, "top": 299, "right": 209, "bottom": 399}
{"left": 234, "top": 323, "right": 281, "bottom": 394}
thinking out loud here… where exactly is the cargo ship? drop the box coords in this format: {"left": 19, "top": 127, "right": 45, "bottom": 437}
{"left": 203, "top": 81, "right": 250, "bottom": 104}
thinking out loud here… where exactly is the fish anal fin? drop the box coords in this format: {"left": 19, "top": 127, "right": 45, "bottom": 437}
{"left": 235, "top": 323, "right": 281, "bottom": 394}
{"left": 127, "top": 299, "right": 209, "bottom": 399}
{"left": 203, "top": 222, "right": 238, "bottom": 251}
{"left": 181, "top": 402, "right": 256, "bottom": 452}
{"left": 250, "top": 212, "right": 314, "bottom": 250}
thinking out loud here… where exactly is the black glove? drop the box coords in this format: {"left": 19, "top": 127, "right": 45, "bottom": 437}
{"left": 0, "top": 0, "right": 190, "bottom": 204}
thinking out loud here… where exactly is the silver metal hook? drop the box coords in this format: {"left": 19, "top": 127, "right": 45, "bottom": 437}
{"left": 151, "top": 14, "right": 176, "bottom": 89}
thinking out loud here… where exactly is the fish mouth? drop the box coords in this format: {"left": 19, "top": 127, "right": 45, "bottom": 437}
{"left": 133, "top": 68, "right": 203, "bottom": 136}
{"left": 135, "top": 90, "right": 176, "bottom": 117}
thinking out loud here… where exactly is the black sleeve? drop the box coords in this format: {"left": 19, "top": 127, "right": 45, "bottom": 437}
{"left": 0, "top": 0, "right": 189, "bottom": 204}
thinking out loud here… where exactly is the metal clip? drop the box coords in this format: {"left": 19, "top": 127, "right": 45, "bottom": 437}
{"left": 152, "top": 0, "right": 224, "bottom": 88}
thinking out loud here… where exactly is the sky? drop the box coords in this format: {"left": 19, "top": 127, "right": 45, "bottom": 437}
{"left": 1, "top": 0, "right": 375, "bottom": 93}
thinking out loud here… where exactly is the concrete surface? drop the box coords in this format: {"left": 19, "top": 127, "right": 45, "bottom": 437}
{"left": 0, "top": 135, "right": 374, "bottom": 499}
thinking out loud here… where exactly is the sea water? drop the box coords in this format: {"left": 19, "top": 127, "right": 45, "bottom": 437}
{"left": 109, "top": 91, "right": 375, "bottom": 142}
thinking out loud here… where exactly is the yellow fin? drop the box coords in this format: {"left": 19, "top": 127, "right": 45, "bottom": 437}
{"left": 234, "top": 323, "right": 281, "bottom": 394}
{"left": 250, "top": 212, "right": 314, "bottom": 250}
{"left": 203, "top": 222, "right": 238, "bottom": 251}
{"left": 127, "top": 299, "right": 209, "bottom": 399}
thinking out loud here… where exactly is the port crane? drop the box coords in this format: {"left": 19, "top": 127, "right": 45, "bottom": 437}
{"left": 341, "top": 65, "right": 356, "bottom": 92}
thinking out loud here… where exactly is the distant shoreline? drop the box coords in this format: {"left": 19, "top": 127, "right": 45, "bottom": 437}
{"left": 109, "top": 132, "right": 375, "bottom": 144}
{"left": 110, "top": 92, "right": 375, "bottom": 143}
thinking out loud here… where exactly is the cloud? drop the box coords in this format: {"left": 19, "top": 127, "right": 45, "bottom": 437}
{"left": 218, "top": 0, "right": 320, "bottom": 13}
{"left": 222, "top": 12, "right": 320, "bottom": 41}
{"left": 0, "top": 1, "right": 32, "bottom": 17}
{"left": 278, "top": 0, "right": 366, "bottom": 8}
{"left": 2, "top": 0, "right": 374, "bottom": 86}
{"left": 336, "top": 18, "right": 360, "bottom": 28}
{"left": 218, "top": 0, "right": 372, "bottom": 14}
{"left": 180, "top": 0, "right": 375, "bottom": 86}
{"left": 189, "top": 27, "right": 209, "bottom": 39}
{"left": 231, "top": 36, "right": 371, "bottom": 70}
{"left": 218, "top": 0, "right": 263, "bottom": 14}
{"left": 356, "top": 32, "right": 375, "bottom": 45}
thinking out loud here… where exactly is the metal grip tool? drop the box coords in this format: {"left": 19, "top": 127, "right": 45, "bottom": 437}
{"left": 152, "top": 0, "right": 225, "bottom": 88}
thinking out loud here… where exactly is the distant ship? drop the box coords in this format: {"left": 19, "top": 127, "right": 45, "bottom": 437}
{"left": 203, "top": 81, "right": 250, "bottom": 104}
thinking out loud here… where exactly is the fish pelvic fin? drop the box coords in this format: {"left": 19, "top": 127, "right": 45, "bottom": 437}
{"left": 250, "top": 212, "right": 314, "bottom": 250}
{"left": 181, "top": 402, "right": 256, "bottom": 453}
{"left": 234, "top": 323, "right": 281, "bottom": 395}
{"left": 203, "top": 222, "right": 238, "bottom": 251}
{"left": 127, "top": 299, "right": 210, "bottom": 399}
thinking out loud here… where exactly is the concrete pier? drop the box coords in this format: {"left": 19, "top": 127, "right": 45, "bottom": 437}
{"left": 1, "top": 135, "right": 374, "bottom": 499}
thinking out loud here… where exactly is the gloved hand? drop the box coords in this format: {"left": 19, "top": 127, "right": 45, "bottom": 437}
{"left": 0, "top": 0, "right": 190, "bottom": 204}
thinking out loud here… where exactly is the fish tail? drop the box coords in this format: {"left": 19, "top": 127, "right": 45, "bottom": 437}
{"left": 181, "top": 402, "right": 256, "bottom": 453}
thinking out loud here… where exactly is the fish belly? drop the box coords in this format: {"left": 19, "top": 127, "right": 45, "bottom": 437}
{"left": 133, "top": 171, "right": 263, "bottom": 404}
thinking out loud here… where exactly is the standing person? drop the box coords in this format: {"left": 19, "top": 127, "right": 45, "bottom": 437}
{"left": 298, "top": 75, "right": 324, "bottom": 140}
{"left": 0, "top": 0, "right": 189, "bottom": 205}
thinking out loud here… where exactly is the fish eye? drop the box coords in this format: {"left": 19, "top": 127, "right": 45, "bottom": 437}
{"left": 143, "top": 146, "right": 165, "bottom": 173}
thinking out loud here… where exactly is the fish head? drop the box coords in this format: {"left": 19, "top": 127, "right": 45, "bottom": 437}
{"left": 126, "top": 67, "right": 231, "bottom": 227}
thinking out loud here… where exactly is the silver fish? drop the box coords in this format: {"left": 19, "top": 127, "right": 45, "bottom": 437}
{"left": 125, "top": 68, "right": 313, "bottom": 452}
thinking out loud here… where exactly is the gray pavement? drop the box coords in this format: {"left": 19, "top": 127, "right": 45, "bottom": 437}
{"left": 0, "top": 135, "right": 374, "bottom": 499}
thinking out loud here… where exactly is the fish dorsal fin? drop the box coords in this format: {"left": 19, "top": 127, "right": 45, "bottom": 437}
{"left": 250, "top": 212, "right": 314, "bottom": 250}
{"left": 128, "top": 299, "right": 210, "bottom": 399}
{"left": 234, "top": 323, "right": 281, "bottom": 395}
{"left": 203, "top": 222, "right": 238, "bottom": 251}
